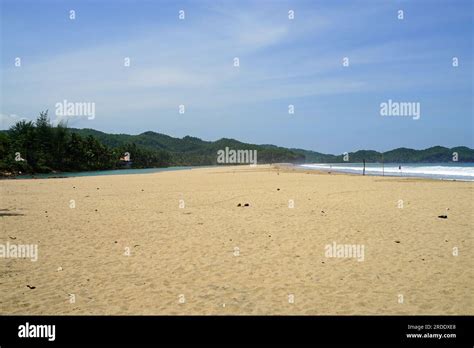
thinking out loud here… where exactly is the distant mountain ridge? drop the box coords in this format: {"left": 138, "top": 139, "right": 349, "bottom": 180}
{"left": 3, "top": 115, "right": 472, "bottom": 177}
{"left": 69, "top": 128, "right": 474, "bottom": 163}
{"left": 290, "top": 146, "right": 474, "bottom": 163}
{"left": 67, "top": 128, "right": 304, "bottom": 165}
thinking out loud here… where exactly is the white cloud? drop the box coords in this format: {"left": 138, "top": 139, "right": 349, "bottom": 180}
{"left": 1, "top": 0, "right": 469, "bottom": 137}
{"left": 0, "top": 113, "right": 31, "bottom": 130}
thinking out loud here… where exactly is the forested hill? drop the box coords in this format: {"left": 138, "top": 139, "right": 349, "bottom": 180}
{"left": 291, "top": 146, "right": 474, "bottom": 163}
{"left": 70, "top": 128, "right": 474, "bottom": 163}
{"left": 0, "top": 112, "right": 473, "bottom": 175}
{"left": 68, "top": 128, "right": 304, "bottom": 165}
{"left": 0, "top": 113, "right": 302, "bottom": 175}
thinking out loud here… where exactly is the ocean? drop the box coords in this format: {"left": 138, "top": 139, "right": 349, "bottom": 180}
{"left": 10, "top": 163, "right": 474, "bottom": 181}
{"left": 300, "top": 163, "right": 474, "bottom": 181}
{"left": 14, "top": 166, "right": 193, "bottom": 179}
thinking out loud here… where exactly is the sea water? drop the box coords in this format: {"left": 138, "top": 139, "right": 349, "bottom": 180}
{"left": 14, "top": 166, "right": 193, "bottom": 179}
{"left": 300, "top": 163, "right": 474, "bottom": 181}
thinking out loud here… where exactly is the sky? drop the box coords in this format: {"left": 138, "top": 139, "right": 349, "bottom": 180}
{"left": 0, "top": 0, "right": 473, "bottom": 154}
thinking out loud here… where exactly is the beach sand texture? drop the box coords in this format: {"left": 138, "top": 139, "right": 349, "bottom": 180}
{"left": 1, "top": 165, "right": 472, "bottom": 314}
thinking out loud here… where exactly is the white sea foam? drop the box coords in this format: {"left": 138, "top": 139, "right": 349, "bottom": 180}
{"left": 300, "top": 163, "right": 474, "bottom": 181}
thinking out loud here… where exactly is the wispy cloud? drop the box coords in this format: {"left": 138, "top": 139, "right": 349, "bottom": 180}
{"left": 1, "top": 0, "right": 472, "bottom": 152}
{"left": 0, "top": 113, "right": 30, "bottom": 129}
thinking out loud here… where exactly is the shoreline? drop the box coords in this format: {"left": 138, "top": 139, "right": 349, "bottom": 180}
{"left": 274, "top": 163, "right": 474, "bottom": 183}
{"left": 3, "top": 162, "right": 473, "bottom": 182}
{"left": 293, "top": 163, "right": 474, "bottom": 182}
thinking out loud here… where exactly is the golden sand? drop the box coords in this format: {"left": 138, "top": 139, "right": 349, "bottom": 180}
{"left": 1, "top": 165, "right": 472, "bottom": 314}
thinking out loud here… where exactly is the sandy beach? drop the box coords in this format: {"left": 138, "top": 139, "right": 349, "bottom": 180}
{"left": 1, "top": 165, "right": 472, "bottom": 315}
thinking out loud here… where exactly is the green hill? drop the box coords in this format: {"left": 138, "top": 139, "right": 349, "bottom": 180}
{"left": 69, "top": 128, "right": 474, "bottom": 164}
{"left": 69, "top": 128, "right": 305, "bottom": 165}
{"left": 1, "top": 112, "right": 472, "bottom": 175}
{"left": 292, "top": 146, "right": 474, "bottom": 163}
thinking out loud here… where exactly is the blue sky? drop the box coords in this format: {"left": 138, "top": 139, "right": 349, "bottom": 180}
{"left": 1, "top": 0, "right": 472, "bottom": 154}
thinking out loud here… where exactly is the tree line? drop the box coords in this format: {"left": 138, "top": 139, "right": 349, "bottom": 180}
{"left": 0, "top": 111, "right": 171, "bottom": 175}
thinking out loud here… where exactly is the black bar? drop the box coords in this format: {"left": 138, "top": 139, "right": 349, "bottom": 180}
{"left": 0, "top": 315, "right": 472, "bottom": 346}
